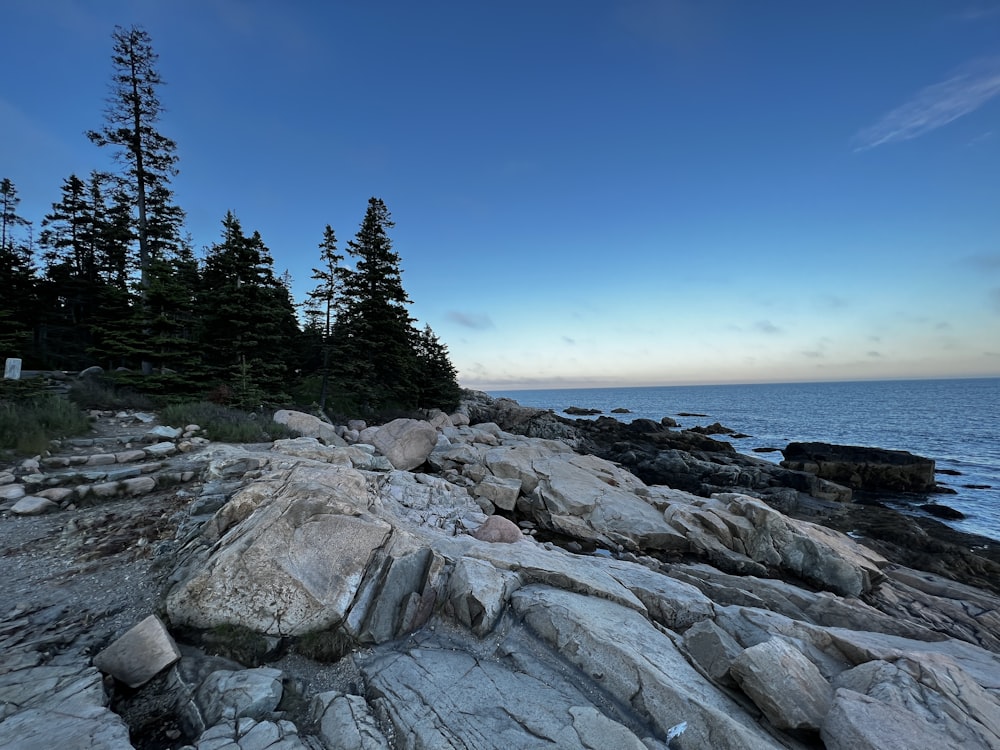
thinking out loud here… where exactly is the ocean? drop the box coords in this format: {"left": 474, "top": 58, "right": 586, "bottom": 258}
{"left": 489, "top": 378, "right": 1000, "bottom": 542}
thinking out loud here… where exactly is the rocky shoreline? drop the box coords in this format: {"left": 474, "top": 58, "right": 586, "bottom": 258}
{"left": 1, "top": 392, "right": 998, "bottom": 749}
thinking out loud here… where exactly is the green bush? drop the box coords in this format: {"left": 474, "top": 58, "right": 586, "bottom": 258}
{"left": 68, "top": 377, "right": 154, "bottom": 411}
{"left": 159, "top": 401, "right": 294, "bottom": 443}
{"left": 0, "top": 392, "right": 92, "bottom": 455}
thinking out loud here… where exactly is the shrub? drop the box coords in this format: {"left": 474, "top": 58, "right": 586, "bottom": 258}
{"left": 68, "top": 377, "right": 154, "bottom": 411}
{"left": 0, "top": 389, "right": 91, "bottom": 454}
{"left": 159, "top": 401, "right": 294, "bottom": 443}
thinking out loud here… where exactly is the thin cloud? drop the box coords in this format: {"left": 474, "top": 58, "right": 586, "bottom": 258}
{"left": 990, "top": 288, "right": 1000, "bottom": 314}
{"left": 446, "top": 311, "right": 495, "bottom": 330}
{"left": 754, "top": 320, "right": 782, "bottom": 335}
{"left": 963, "top": 253, "right": 1000, "bottom": 272}
{"left": 967, "top": 130, "right": 994, "bottom": 146}
{"left": 854, "top": 57, "right": 1000, "bottom": 150}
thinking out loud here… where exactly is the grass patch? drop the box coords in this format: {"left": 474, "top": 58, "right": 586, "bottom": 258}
{"left": 68, "top": 377, "right": 155, "bottom": 411}
{"left": 159, "top": 401, "right": 295, "bottom": 443}
{"left": 0, "top": 386, "right": 92, "bottom": 455}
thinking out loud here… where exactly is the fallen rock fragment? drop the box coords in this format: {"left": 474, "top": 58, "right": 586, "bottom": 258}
{"left": 93, "top": 614, "right": 181, "bottom": 689}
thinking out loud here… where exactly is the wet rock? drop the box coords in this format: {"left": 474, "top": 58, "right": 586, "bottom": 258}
{"left": 781, "top": 442, "right": 936, "bottom": 493}
{"left": 564, "top": 406, "right": 602, "bottom": 415}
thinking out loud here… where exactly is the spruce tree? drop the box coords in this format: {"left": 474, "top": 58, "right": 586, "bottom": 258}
{"left": 306, "top": 225, "right": 344, "bottom": 411}
{"left": 37, "top": 174, "right": 103, "bottom": 369}
{"left": 1, "top": 178, "right": 30, "bottom": 253}
{"left": 335, "top": 197, "right": 417, "bottom": 413}
{"left": 199, "top": 213, "right": 299, "bottom": 405}
{"left": 413, "top": 324, "right": 462, "bottom": 411}
{"left": 87, "top": 25, "right": 179, "bottom": 297}
{"left": 0, "top": 179, "right": 36, "bottom": 360}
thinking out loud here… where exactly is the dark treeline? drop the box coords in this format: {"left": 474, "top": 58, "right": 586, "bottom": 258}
{"left": 0, "top": 26, "right": 461, "bottom": 417}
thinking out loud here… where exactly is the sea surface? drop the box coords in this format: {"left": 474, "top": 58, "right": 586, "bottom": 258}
{"left": 490, "top": 378, "right": 1000, "bottom": 542}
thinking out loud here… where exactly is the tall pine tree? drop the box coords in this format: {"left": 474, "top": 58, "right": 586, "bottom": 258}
{"left": 88, "top": 25, "right": 185, "bottom": 375}
{"left": 0, "top": 179, "right": 36, "bottom": 361}
{"left": 87, "top": 25, "right": 180, "bottom": 296}
{"left": 306, "top": 225, "right": 344, "bottom": 411}
{"left": 335, "top": 197, "right": 417, "bottom": 413}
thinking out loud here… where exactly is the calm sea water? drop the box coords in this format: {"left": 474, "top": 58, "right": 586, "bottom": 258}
{"left": 490, "top": 378, "right": 1000, "bottom": 542}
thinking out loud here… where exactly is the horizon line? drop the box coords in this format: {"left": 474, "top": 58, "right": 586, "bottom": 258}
{"left": 466, "top": 373, "right": 1000, "bottom": 392}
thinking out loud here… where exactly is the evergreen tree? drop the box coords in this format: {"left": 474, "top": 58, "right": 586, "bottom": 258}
{"left": 199, "top": 212, "right": 299, "bottom": 404}
{"left": 74, "top": 174, "right": 136, "bottom": 370}
{"left": 0, "top": 179, "right": 36, "bottom": 360}
{"left": 87, "top": 25, "right": 179, "bottom": 296}
{"left": 306, "top": 225, "right": 344, "bottom": 411}
{"left": 37, "top": 174, "right": 103, "bottom": 368}
{"left": 335, "top": 197, "right": 417, "bottom": 412}
{"left": 1, "top": 178, "right": 30, "bottom": 252}
{"left": 413, "top": 324, "right": 462, "bottom": 411}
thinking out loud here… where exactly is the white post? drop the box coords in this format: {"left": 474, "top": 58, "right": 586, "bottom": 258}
{"left": 3, "top": 358, "right": 22, "bottom": 380}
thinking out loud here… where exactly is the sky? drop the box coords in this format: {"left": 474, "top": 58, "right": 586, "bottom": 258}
{"left": 2, "top": 1, "right": 1000, "bottom": 391}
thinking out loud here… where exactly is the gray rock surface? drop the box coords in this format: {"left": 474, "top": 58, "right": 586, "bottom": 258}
{"left": 3, "top": 401, "right": 999, "bottom": 749}
{"left": 93, "top": 614, "right": 181, "bottom": 688}
{"left": 273, "top": 409, "right": 344, "bottom": 445}
{"left": 371, "top": 418, "right": 438, "bottom": 470}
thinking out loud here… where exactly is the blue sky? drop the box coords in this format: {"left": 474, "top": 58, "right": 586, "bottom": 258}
{"left": 3, "top": 1, "right": 1000, "bottom": 389}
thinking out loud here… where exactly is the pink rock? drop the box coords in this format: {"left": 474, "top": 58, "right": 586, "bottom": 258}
{"left": 471, "top": 515, "right": 522, "bottom": 544}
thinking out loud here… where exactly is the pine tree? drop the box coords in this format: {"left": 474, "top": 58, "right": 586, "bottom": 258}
{"left": 335, "top": 197, "right": 417, "bottom": 413}
{"left": 413, "top": 324, "right": 462, "bottom": 411}
{"left": 37, "top": 174, "right": 104, "bottom": 369}
{"left": 87, "top": 25, "right": 179, "bottom": 297}
{"left": 199, "top": 213, "right": 299, "bottom": 405}
{"left": 1, "top": 178, "right": 30, "bottom": 252}
{"left": 0, "top": 179, "right": 36, "bottom": 360}
{"left": 306, "top": 225, "right": 344, "bottom": 411}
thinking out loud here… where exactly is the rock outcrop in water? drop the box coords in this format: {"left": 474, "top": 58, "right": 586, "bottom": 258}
{"left": 2, "top": 396, "right": 999, "bottom": 749}
{"left": 780, "top": 441, "right": 938, "bottom": 493}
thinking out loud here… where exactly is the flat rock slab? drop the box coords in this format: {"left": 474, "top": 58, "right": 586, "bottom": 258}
{"left": 93, "top": 614, "right": 181, "bottom": 688}
{"left": 0, "top": 484, "right": 26, "bottom": 501}
{"left": 11, "top": 496, "right": 58, "bottom": 515}
{"left": 0, "top": 703, "right": 133, "bottom": 750}
{"left": 360, "top": 629, "right": 653, "bottom": 750}
{"left": 144, "top": 441, "right": 178, "bottom": 458}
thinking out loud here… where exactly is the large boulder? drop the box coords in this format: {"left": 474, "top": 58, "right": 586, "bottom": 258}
{"left": 371, "top": 418, "right": 438, "bottom": 470}
{"left": 165, "top": 465, "right": 393, "bottom": 636}
{"left": 528, "top": 453, "right": 689, "bottom": 553}
{"left": 781, "top": 442, "right": 936, "bottom": 493}
{"left": 272, "top": 409, "right": 345, "bottom": 445}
